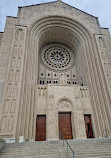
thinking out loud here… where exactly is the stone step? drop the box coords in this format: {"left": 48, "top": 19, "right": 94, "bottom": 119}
{"left": 0, "top": 138, "right": 111, "bottom": 158}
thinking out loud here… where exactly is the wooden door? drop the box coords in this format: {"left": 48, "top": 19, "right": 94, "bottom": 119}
{"left": 59, "top": 113, "right": 73, "bottom": 140}
{"left": 35, "top": 115, "right": 46, "bottom": 141}
{"left": 84, "top": 115, "right": 94, "bottom": 138}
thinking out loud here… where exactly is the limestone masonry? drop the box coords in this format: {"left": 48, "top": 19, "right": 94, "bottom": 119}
{"left": 0, "top": 0, "right": 111, "bottom": 142}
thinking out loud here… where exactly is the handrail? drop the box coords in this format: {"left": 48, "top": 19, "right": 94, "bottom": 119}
{"left": 59, "top": 132, "right": 74, "bottom": 158}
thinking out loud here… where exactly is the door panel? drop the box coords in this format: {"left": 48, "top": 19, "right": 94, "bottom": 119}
{"left": 84, "top": 115, "right": 94, "bottom": 138}
{"left": 59, "top": 113, "right": 73, "bottom": 140}
{"left": 36, "top": 115, "right": 46, "bottom": 141}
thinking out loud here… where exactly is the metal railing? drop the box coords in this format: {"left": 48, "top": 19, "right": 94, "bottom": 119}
{"left": 59, "top": 132, "right": 74, "bottom": 158}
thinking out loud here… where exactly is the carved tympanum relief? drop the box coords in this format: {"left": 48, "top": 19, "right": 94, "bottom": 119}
{"left": 57, "top": 99, "right": 72, "bottom": 111}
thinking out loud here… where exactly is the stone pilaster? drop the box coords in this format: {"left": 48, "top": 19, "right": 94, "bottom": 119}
{"left": 0, "top": 26, "right": 27, "bottom": 138}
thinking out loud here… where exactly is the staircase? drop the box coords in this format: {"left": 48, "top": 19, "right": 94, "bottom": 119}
{"left": 0, "top": 138, "right": 111, "bottom": 158}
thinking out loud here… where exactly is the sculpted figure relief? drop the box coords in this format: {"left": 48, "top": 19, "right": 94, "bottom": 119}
{"left": 49, "top": 97, "right": 54, "bottom": 107}
{"left": 3, "top": 99, "right": 10, "bottom": 113}
{"left": 107, "top": 74, "right": 111, "bottom": 84}
{"left": 18, "top": 45, "right": 22, "bottom": 56}
{"left": 99, "top": 37, "right": 106, "bottom": 48}
{"left": 10, "top": 99, "right": 16, "bottom": 113}
{"left": 8, "top": 115, "right": 14, "bottom": 132}
{"left": 16, "top": 57, "right": 21, "bottom": 68}
{"left": 59, "top": 73, "right": 67, "bottom": 84}
{"left": 13, "top": 45, "right": 18, "bottom": 55}
{"left": 8, "top": 69, "right": 14, "bottom": 82}
{"left": 15, "top": 70, "right": 20, "bottom": 82}
{"left": 11, "top": 57, "right": 16, "bottom": 68}
{"left": 6, "top": 83, "right": 12, "bottom": 97}
{"left": 1, "top": 116, "right": 7, "bottom": 132}
{"left": 16, "top": 28, "right": 23, "bottom": 42}
{"left": 13, "top": 83, "right": 18, "bottom": 97}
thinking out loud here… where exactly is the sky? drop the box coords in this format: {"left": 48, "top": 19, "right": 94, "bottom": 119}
{"left": 0, "top": 0, "right": 111, "bottom": 34}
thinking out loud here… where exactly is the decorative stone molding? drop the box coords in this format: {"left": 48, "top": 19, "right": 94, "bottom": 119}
{"left": 0, "top": 25, "right": 27, "bottom": 137}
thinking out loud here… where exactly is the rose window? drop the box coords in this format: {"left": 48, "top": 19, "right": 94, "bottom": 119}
{"left": 40, "top": 43, "right": 74, "bottom": 71}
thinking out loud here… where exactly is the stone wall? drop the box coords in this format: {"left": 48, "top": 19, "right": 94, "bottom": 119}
{"left": 0, "top": 0, "right": 110, "bottom": 140}
{"left": 0, "top": 33, "right": 3, "bottom": 46}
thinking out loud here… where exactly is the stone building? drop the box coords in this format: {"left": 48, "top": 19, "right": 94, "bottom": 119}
{"left": 0, "top": 0, "right": 111, "bottom": 142}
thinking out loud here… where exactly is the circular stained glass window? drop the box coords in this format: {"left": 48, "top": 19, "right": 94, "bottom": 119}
{"left": 40, "top": 43, "right": 74, "bottom": 71}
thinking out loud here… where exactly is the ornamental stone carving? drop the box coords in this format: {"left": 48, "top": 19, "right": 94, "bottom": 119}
{"left": 8, "top": 115, "right": 14, "bottom": 132}
{"left": 15, "top": 70, "right": 20, "bottom": 82}
{"left": 6, "top": 83, "right": 12, "bottom": 97}
{"left": 3, "top": 99, "right": 10, "bottom": 113}
{"left": 40, "top": 43, "right": 74, "bottom": 71}
{"left": 12, "top": 83, "right": 18, "bottom": 97}
{"left": 11, "top": 57, "right": 16, "bottom": 68}
{"left": 48, "top": 86, "right": 54, "bottom": 96}
{"left": 59, "top": 73, "right": 67, "bottom": 84}
{"left": 47, "top": 110, "right": 56, "bottom": 139}
{"left": 18, "top": 45, "right": 22, "bottom": 56}
{"left": 16, "top": 57, "right": 21, "bottom": 68}
{"left": 75, "top": 87, "right": 81, "bottom": 98}
{"left": 58, "top": 99, "right": 72, "bottom": 111}
{"left": 99, "top": 37, "right": 106, "bottom": 48}
{"left": 0, "top": 116, "right": 7, "bottom": 132}
{"left": 8, "top": 69, "right": 14, "bottom": 82}
{"left": 48, "top": 96, "right": 54, "bottom": 107}
{"left": 10, "top": 99, "right": 16, "bottom": 113}
{"left": 107, "top": 74, "right": 111, "bottom": 84}
{"left": 13, "top": 45, "right": 18, "bottom": 56}
{"left": 77, "top": 112, "right": 86, "bottom": 138}
{"left": 16, "top": 28, "right": 24, "bottom": 43}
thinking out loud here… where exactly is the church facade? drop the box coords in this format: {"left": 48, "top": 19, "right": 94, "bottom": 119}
{"left": 0, "top": 0, "right": 111, "bottom": 141}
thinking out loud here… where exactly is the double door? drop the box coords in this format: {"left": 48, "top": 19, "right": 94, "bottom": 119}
{"left": 59, "top": 113, "right": 73, "bottom": 140}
